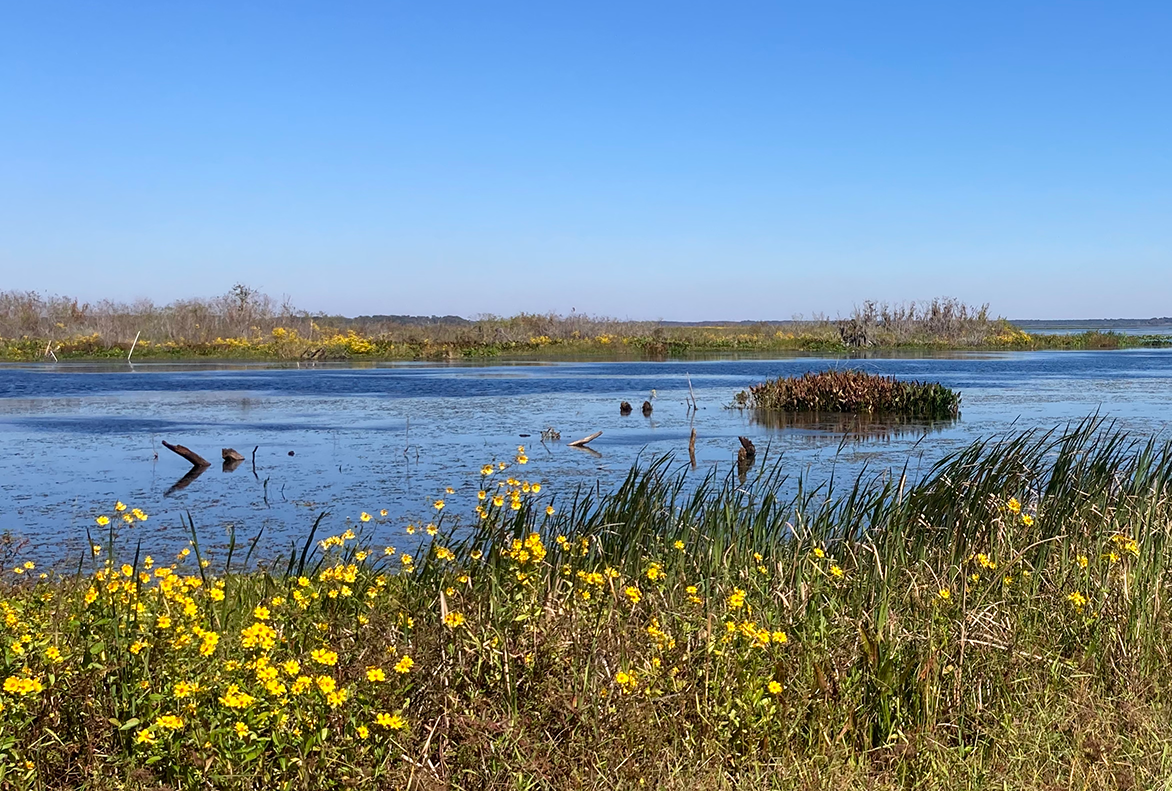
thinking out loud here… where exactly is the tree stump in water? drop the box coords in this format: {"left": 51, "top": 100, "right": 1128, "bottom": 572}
{"left": 620, "top": 401, "right": 632, "bottom": 415}
{"left": 222, "top": 448, "right": 245, "bottom": 462}
{"left": 642, "top": 400, "right": 653, "bottom": 416}
{"left": 736, "top": 436, "right": 756, "bottom": 477}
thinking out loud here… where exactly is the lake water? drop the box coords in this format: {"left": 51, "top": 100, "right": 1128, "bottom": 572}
{"left": 2, "top": 351, "right": 1172, "bottom": 566}
{"left": 1019, "top": 323, "right": 1172, "bottom": 336}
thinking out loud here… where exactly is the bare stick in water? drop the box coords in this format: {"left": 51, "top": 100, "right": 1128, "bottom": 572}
{"left": 162, "top": 440, "right": 211, "bottom": 468}
{"left": 567, "top": 430, "right": 603, "bottom": 447}
{"left": 127, "top": 331, "right": 141, "bottom": 363}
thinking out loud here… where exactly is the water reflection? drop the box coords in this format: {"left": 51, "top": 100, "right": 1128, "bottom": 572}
{"left": 165, "top": 465, "right": 208, "bottom": 495}
{"left": 749, "top": 409, "right": 955, "bottom": 442}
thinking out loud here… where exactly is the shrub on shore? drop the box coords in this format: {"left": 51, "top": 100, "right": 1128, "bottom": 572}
{"left": 2, "top": 420, "right": 1172, "bottom": 789}
{"left": 733, "top": 369, "right": 961, "bottom": 419}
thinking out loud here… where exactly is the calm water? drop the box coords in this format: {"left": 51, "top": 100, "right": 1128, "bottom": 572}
{"left": 1020, "top": 323, "right": 1172, "bottom": 336}
{"left": 2, "top": 351, "right": 1172, "bottom": 565}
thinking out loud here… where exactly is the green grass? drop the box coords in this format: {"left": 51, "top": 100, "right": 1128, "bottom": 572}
{"left": 4, "top": 417, "right": 1172, "bottom": 789}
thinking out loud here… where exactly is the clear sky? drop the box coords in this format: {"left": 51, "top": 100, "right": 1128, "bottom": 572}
{"left": 2, "top": 1, "right": 1170, "bottom": 320}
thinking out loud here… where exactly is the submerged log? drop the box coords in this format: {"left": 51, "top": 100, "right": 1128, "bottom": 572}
{"left": 222, "top": 448, "right": 246, "bottom": 462}
{"left": 162, "top": 441, "right": 211, "bottom": 468}
{"left": 567, "top": 430, "right": 603, "bottom": 448}
{"left": 620, "top": 401, "right": 632, "bottom": 415}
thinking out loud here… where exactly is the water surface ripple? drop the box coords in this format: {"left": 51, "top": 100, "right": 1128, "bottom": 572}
{"left": 2, "top": 351, "right": 1170, "bottom": 564}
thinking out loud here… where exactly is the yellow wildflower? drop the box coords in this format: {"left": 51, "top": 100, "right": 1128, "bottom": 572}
{"left": 310, "top": 648, "right": 338, "bottom": 666}
{"left": 376, "top": 712, "right": 407, "bottom": 730}
{"left": 154, "top": 715, "right": 183, "bottom": 730}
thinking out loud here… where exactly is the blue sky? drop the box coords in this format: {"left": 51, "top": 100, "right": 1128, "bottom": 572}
{"left": 2, "top": 2, "right": 1170, "bottom": 320}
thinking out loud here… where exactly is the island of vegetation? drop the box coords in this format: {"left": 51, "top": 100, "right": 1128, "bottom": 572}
{"left": 0, "top": 418, "right": 1166, "bottom": 789}
{"left": 2, "top": 287, "right": 1170, "bottom": 362}
{"left": 733, "top": 369, "right": 961, "bottom": 419}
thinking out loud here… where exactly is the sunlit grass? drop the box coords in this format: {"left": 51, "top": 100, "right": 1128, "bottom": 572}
{"left": 4, "top": 419, "right": 1172, "bottom": 789}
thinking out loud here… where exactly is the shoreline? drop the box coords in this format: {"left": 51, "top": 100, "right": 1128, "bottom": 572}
{"left": 4, "top": 331, "right": 1172, "bottom": 365}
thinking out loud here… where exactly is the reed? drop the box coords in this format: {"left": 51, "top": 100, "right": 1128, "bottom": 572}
{"left": 733, "top": 369, "right": 961, "bottom": 418}
{"left": 3, "top": 418, "right": 1172, "bottom": 789}
{"left": 8, "top": 289, "right": 1150, "bottom": 362}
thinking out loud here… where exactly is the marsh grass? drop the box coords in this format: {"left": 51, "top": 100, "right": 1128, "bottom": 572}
{"left": 8, "top": 290, "right": 1151, "bottom": 361}
{"left": 733, "top": 369, "right": 961, "bottom": 419}
{"left": 4, "top": 418, "right": 1172, "bottom": 789}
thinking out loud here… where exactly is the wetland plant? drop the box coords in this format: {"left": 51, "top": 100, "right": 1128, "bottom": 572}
{"left": 5, "top": 417, "right": 1172, "bottom": 789}
{"left": 733, "top": 368, "right": 961, "bottom": 419}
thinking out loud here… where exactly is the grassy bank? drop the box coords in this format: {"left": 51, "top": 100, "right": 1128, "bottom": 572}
{"left": 6, "top": 326, "right": 1171, "bottom": 364}
{"left": 4, "top": 420, "right": 1172, "bottom": 789}
{"left": 6, "top": 289, "right": 1170, "bottom": 361}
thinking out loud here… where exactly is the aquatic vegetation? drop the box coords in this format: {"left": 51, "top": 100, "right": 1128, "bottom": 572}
{"left": 4, "top": 418, "right": 1172, "bottom": 788}
{"left": 733, "top": 369, "right": 961, "bottom": 418}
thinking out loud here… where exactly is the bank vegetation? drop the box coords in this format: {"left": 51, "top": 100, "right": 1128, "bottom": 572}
{"left": 3, "top": 419, "right": 1172, "bottom": 788}
{"left": 3, "top": 288, "right": 1166, "bottom": 362}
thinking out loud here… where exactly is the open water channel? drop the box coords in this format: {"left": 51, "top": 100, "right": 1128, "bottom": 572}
{"left": 2, "top": 350, "right": 1171, "bottom": 565}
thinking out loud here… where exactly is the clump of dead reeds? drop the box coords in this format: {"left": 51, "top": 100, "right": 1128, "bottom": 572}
{"left": 733, "top": 369, "right": 960, "bottom": 419}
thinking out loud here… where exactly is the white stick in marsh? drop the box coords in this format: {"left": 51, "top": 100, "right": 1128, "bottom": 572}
{"left": 567, "top": 431, "right": 602, "bottom": 447}
{"left": 127, "top": 331, "right": 141, "bottom": 363}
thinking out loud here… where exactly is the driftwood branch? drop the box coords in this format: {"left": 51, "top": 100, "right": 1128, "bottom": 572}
{"left": 162, "top": 440, "right": 211, "bottom": 468}
{"left": 689, "top": 427, "right": 697, "bottom": 468}
{"left": 567, "top": 430, "right": 602, "bottom": 448}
